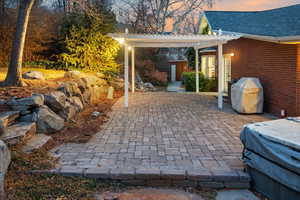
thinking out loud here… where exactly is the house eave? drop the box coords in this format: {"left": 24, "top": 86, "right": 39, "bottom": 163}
{"left": 211, "top": 30, "right": 300, "bottom": 44}
{"left": 243, "top": 34, "right": 300, "bottom": 44}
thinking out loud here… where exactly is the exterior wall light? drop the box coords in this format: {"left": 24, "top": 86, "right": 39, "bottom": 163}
{"left": 116, "top": 38, "right": 125, "bottom": 44}
{"left": 230, "top": 53, "right": 235, "bottom": 57}
{"left": 128, "top": 46, "right": 132, "bottom": 51}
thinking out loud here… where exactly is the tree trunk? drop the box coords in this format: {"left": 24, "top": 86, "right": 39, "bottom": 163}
{"left": 0, "top": 0, "right": 5, "bottom": 17}
{"left": 2, "top": 0, "right": 35, "bottom": 86}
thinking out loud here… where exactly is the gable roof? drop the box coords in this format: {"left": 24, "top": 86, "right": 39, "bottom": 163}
{"left": 204, "top": 4, "right": 300, "bottom": 37}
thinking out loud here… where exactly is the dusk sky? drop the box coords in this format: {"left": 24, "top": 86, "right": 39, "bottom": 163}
{"left": 209, "top": 0, "right": 299, "bottom": 11}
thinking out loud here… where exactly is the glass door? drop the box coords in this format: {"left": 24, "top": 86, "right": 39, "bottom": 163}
{"left": 201, "top": 55, "right": 216, "bottom": 79}
{"left": 223, "top": 55, "right": 232, "bottom": 93}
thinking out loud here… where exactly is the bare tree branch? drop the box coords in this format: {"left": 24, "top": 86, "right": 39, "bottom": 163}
{"left": 115, "top": 0, "right": 213, "bottom": 33}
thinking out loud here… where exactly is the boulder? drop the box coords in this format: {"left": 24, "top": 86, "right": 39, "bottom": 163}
{"left": 136, "top": 73, "right": 145, "bottom": 90}
{"left": 22, "top": 134, "right": 52, "bottom": 153}
{"left": 0, "top": 140, "right": 10, "bottom": 172}
{"left": 58, "top": 102, "right": 77, "bottom": 120}
{"left": 19, "top": 113, "right": 38, "bottom": 123}
{"left": 69, "top": 97, "right": 84, "bottom": 112}
{"left": 0, "top": 100, "right": 6, "bottom": 105}
{"left": 1, "top": 122, "right": 36, "bottom": 145}
{"left": 0, "top": 111, "right": 20, "bottom": 135}
{"left": 36, "top": 105, "right": 64, "bottom": 134}
{"left": 64, "top": 71, "right": 81, "bottom": 79}
{"left": 10, "top": 105, "right": 31, "bottom": 112}
{"left": 58, "top": 82, "right": 82, "bottom": 97}
{"left": 0, "top": 140, "right": 10, "bottom": 199}
{"left": 111, "top": 78, "right": 124, "bottom": 90}
{"left": 22, "top": 71, "right": 45, "bottom": 80}
{"left": 144, "top": 82, "right": 156, "bottom": 91}
{"left": 81, "top": 76, "right": 108, "bottom": 88}
{"left": 8, "top": 94, "right": 44, "bottom": 107}
{"left": 97, "top": 78, "right": 108, "bottom": 87}
{"left": 95, "top": 72, "right": 105, "bottom": 79}
{"left": 76, "top": 78, "right": 88, "bottom": 94}
{"left": 44, "top": 91, "right": 67, "bottom": 112}
{"left": 82, "top": 89, "right": 92, "bottom": 105}
{"left": 44, "top": 92, "right": 84, "bottom": 121}
{"left": 107, "top": 86, "right": 114, "bottom": 100}
{"left": 0, "top": 173, "right": 4, "bottom": 199}
{"left": 90, "top": 86, "right": 103, "bottom": 104}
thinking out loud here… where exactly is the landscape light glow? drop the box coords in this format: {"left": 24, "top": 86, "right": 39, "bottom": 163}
{"left": 116, "top": 38, "right": 125, "bottom": 44}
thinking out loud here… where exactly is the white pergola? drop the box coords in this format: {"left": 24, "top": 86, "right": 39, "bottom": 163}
{"left": 108, "top": 32, "right": 240, "bottom": 109}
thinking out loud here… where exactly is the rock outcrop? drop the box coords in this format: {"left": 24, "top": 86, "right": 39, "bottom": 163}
{"left": 8, "top": 94, "right": 44, "bottom": 107}
{"left": 0, "top": 111, "right": 20, "bottom": 135}
{"left": 64, "top": 70, "right": 81, "bottom": 79}
{"left": 58, "top": 82, "right": 82, "bottom": 97}
{"left": 44, "top": 91, "right": 68, "bottom": 112}
{"left": 22, "top": 71, "right": 45, "bottom": 80}
{"left": 1, "top": 122, "right": 36, "bottom": 145}
{"left": 0, "top": 140, "right": 10, "bottom": 199}
{"left": 0, "top": 70, "right": 120, "bottom": 197}
{"left": 36, "top": 106, "right": 65, "bottom": 134}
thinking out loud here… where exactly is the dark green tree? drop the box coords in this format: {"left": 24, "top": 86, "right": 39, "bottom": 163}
{"left": 56, "top": 2, "right": 119, "bottom": 77}
{"left": 185, "top": 48, "right": 200, "bottom": 70}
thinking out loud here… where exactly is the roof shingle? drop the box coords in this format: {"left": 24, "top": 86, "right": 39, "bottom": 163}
{"left": 204, "top": 4, "right": 300, "bottom": 37}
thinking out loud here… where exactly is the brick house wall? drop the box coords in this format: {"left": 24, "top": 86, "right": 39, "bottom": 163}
{"left": 297, "top": 45, "right": 300, "bottom": 116}
{"left": 222, "top": 38, "right": 299, "bottom": 117}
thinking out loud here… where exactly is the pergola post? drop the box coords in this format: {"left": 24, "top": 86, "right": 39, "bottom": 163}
{"left": 218, "top": 43, "right": 224, "bottom": 109}
{"left": 131, "top": 47, "right": 135, "bottom": 93}
{"left": 124, "top": 45, "right": 129, "bottom": 107}
{"left": 194, "top": 47, "right": 199, "bottom": 93}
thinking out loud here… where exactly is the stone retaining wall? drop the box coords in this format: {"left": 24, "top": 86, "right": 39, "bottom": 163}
{"left": 0, "top": 71, "right": 119, "bottom": 198}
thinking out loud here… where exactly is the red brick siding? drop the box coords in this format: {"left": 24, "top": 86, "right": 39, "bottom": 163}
{"left": 297, "top": 45, "right": 300, "bottom": 116}
{"left": 223, "top": 38, "right": 299, "bottom": 117}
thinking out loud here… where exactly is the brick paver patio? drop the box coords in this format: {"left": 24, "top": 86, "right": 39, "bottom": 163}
{"left": 51, "top": 92, "right": 272, "bottom": 187}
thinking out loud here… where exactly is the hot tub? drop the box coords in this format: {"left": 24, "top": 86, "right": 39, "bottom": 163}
{"left": 240, "top": 118, "right": 300, "bottom": 200}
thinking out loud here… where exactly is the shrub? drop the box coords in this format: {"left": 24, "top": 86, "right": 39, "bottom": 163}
{"left": 55, "top": 5, "right": 119, "bottom": 79}
{"left": 182, "top": 72, "right": 217, "bottom": 92}
{"left": 59, "top": 26, "right": 120, "bottom": 77}
{"left": 185, "top": 48, "right": 196, "bottom": 69}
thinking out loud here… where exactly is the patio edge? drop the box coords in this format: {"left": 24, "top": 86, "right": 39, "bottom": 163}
{"left": 31, "top": 167, "right": 251, "bottom": 189}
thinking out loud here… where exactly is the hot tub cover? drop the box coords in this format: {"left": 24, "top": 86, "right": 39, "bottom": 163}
{"left": 231, "top": 78, "right": 263, "bottom": 114}
{"left": 240, "top": 118, "right": 300, "bottom": 192}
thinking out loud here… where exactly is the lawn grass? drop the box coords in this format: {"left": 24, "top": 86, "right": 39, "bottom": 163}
{"left": 0, "top": 67, "right": 66, "bottom": 81}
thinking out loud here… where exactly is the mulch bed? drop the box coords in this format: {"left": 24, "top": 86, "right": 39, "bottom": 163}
{"left": 45, "top": 90, "right": 123, "bottom": 150}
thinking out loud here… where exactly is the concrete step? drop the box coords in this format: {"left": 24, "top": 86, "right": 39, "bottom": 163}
{"left": 0, "top": 111, "right": 20, "bottom": 135}
{"left": 22, "top": 134, "right": 52, "bottom": 153}
{"left": 1, "top": 122, "right": 36, "bottom": 145}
